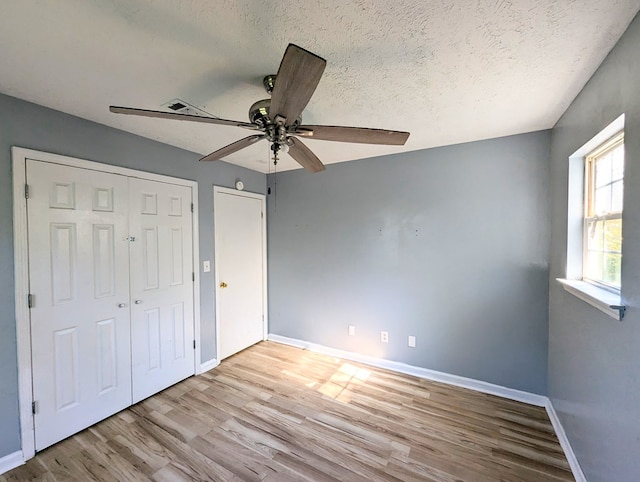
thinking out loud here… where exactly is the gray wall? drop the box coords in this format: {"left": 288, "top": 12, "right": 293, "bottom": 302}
{"left": 548, "top": 12, "right": 640, "bottom": 482}
{"left": 0, "top": 93, "right": 265, "bottom": 458}
{"left": 267, "top": 130, "right": 551, "bottom": 395}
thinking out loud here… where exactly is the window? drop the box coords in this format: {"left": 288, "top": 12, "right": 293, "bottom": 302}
{"left": 559, "top": 114, "right": 625, "bottom": 320}
{"left": 583, "top": 132, "right": 624, "bottom": 290}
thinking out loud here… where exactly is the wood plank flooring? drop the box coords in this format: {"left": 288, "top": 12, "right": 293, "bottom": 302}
{"left": 2, "top": 341, "right": 574, "bottom": 481}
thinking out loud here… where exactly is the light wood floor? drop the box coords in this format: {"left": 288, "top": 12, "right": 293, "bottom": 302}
{"left": 2, "top": 341, "right": 574, "bottom": 481}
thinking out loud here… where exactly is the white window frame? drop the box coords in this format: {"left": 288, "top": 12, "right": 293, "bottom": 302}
{"left": 557, "top": 114, "right": 625, "bottom": 321}
{"left": 581, "top": 131, "right": 624, "bottom": 291}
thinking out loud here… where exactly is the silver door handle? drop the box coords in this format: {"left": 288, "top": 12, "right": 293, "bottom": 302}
{"left": 134, "top": 300, "right": 142, "bottom": 304}
{"left": 118, "top": 303, "right": 126, "bottom": 308}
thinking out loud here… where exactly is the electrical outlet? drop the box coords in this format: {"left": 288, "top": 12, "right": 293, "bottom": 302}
{"left": 381, "top": 331, "right": 389, "bottom": 343}
{"left": 203, "top": 260, "right": 211, "bottom": 272}
{"left": 408, "top": 335, "right": 416, "bottom": 348}
{"left": 348, "top": 325, "right": 356, "bottom": 336}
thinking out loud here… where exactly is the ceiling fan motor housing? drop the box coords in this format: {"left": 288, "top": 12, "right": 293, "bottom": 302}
{"left": 249, "top": 99, "right": 271, "bottom": 127}
{"left": 249, "top": 98, "right": 301, "bottom": 130}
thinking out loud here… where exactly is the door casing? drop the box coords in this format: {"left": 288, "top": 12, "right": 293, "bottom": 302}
{"left": 12, "top": 147, "right": 203, "bottom": 461}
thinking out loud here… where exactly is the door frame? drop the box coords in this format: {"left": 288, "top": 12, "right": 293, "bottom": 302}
{"left": 12, "top": 147, "right": 201, "bottom": 461}
{"left": 213, "top": 186, "right": 268, "bottom": 361}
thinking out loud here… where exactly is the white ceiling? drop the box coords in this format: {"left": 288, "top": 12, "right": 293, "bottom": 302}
{"left": 1, "top": 1, "right": 639, "bottom": 173}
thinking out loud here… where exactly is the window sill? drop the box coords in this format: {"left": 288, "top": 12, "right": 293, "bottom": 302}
{"left": 556, "top": 279, "right": 625, "bottom": 321}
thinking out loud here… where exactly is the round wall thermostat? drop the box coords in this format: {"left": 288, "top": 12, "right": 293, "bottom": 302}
{"left": 235, "top": 180, "right": 244, "bottom": 191}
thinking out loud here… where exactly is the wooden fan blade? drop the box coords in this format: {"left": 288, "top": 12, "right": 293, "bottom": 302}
{"left": 199, "top": 135, "right": 265, "bottom": 162}
{"left": 110, "top": 106, "right": 258, "bottom": 130}
{"left": 295, "top": 125, "right": 410, "bottom": 145}
{"left": 269, "top": 44, "right": 326, "bottom": 126}
{"left": 287, "top": 137, "right": 325, "bottom": 173}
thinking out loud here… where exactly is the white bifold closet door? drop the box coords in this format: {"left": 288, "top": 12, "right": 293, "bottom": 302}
{"left": 27, "top": 160, "right": 133, "bottom": 451}
{"left": 128, "top": 178, "right": 194, "bottom": 403}
{"left": 27, "top": 161, "right": 195, "bottom": 451}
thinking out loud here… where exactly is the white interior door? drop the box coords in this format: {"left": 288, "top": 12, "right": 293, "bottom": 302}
{"left": 129, "top": 178, "right": 195, "bottom": 403}
{"left": 27, "top": 160, "right": 132, "bottom": 451}
{"left": 214, "top": 187, "right": 266, "bottom": 360}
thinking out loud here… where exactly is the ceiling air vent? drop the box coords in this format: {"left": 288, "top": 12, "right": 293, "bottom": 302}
{"left": 160, "top": 99, "right": 211, "bottom": 117}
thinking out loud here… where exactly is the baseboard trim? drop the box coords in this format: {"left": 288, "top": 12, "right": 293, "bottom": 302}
{"left": 267, "top": 334, "right": 547, "bottom": 407}
{"left": 545, "top": 399, "right": 587, "bottom": 482}
{"left": 198, "top": 358, "right": 219, "bottom": 374}
{"left": 0, "top": 451, "right": 23, "bottom": 476}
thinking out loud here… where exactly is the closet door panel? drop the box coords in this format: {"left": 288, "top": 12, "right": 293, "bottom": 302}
{"left": 27, "top": 160, "right": 132, "bottom": 451}
{"left": 129, "top": 178, "right": 195, "bottom": 402}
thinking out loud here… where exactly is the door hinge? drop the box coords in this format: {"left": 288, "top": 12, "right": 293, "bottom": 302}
{"left": 261, "top": 211, "right": 264, "bottom": 219}
{"left": 193, "top": 340, "right": 196, "bottom": 349}
{"left": 24, "top": 184, "right": 30, "bottom": 199}
{"left": 191, "top": 203, "right": 194, "bottom": 213}
{"left": 32, "top": 401, "right": 37, "bottom": 415}
{"left": 28, "top": 294, "right": 34, "bottom": 308}
{"left": 192, "top": 272, "right": 195, "bottom": 282}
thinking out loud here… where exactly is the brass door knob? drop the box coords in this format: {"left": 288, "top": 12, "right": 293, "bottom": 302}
{"left": 219, "top": 281, "right": 228, "bottom": 288}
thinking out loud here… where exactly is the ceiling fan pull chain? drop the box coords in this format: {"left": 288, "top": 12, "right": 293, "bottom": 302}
{"left": 267, "top": 142, "right": 271, "bottom": 176}
{"left": 274, "top": 157, "right": 277, "bottom": 213}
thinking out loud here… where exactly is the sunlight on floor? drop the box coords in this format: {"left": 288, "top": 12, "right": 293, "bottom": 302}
{"left": 281, "top": 359, "right": 372, "bottom": 402}
{"left": 318, "top": 363, "right": 372, "bottom": 401}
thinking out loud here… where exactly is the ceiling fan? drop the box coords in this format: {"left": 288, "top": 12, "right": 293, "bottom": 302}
{"left": 110, "top": 43, "right": 410, "bottom": 173}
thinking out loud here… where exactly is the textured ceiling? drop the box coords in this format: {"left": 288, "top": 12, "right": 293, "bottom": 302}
{"left": 1, "top": 1, "right": 639, "bottom": 173}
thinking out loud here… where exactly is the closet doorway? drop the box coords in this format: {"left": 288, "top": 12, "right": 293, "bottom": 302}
{"left": 13, "top": 148, "right": 201, "bottom": 455}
